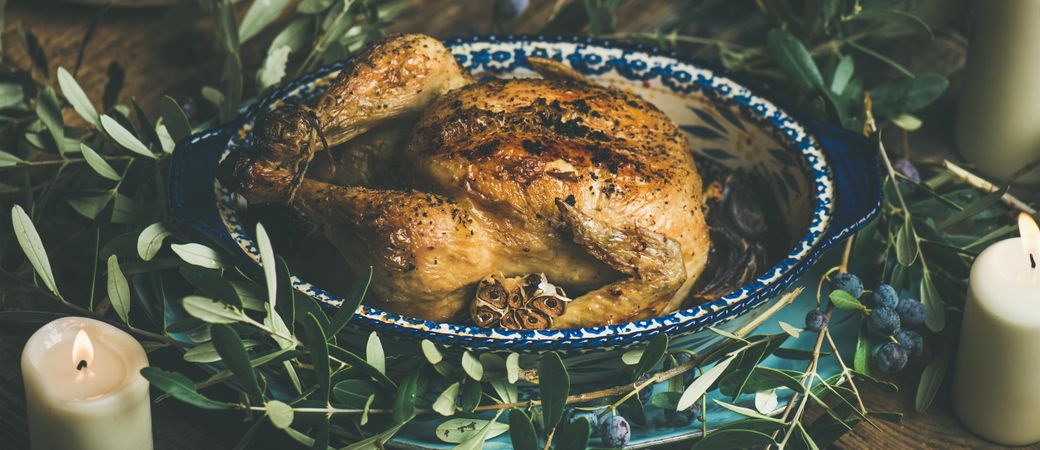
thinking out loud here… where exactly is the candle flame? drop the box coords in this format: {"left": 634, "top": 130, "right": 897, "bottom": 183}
{"left": 1018, "top": 213, "right": 1040, "bottom": 270}
{"left": 72, "top": 329, "right": 94, "bottom": 383}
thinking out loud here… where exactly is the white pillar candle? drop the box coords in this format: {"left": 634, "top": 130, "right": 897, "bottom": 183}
{"left": 955, "top": 0, "right": 1040, "bottom": 183}
{"left": 21, "top": 317, "right": 152, "bottom": 450}
{"left": 953, "top": 213, "right": 1040, "bottom": 445}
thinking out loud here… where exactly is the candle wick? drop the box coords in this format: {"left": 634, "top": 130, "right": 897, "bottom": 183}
{"left": 1032, "top": 253, "right": 1037, "bottom": 270}
{"left": 77, "top": 360, "right": 87, "bottom": 371}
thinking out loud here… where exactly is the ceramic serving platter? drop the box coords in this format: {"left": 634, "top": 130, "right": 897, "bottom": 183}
{"left": 169, "top": 35, "right": 881, "bottom": 355}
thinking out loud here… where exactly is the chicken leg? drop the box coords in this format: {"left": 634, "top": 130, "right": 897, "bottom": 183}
{"left": 552, "top": 199, "right": 687, "bottom": 327}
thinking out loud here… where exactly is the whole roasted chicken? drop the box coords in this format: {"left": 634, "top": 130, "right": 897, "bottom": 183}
{"left": 221, "top": 34, "right": 710, "bottom": 328}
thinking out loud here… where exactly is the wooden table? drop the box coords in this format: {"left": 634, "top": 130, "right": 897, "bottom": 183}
{"left": 0, "top": 1, "right": 1032, "bottom": 449}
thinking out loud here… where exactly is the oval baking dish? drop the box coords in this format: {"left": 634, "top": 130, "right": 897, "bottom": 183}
{"left": 169, "top": 35, "right": 881, "bottom": 353}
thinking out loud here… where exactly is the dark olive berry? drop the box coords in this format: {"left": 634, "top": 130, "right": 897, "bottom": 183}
{"left": 870, "top": 284, "right": 899, "bottom": 310}
{"left": 874, "top": 342, "right": 908, "bottom": 373}
{"left": 830, "top": 272, "right": 864, "bottom": 298}
{"left": 805, "top": 310, "right": 828, "bottom": 332}
{"left": 867, "top": 307, "right": 901, "bottom": 337}
{"left": 894, "top": 329, "right": 925, "bottom": 357}
{"left": 896, "top": 298, "right": 926, "bottom": 328}
{"left": 599, "top": 415, "right": 631, "bottom": 448}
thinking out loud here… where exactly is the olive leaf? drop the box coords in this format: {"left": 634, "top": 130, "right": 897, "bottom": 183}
{"left": 0, "top": 150, "right": 23, "bottom": 167}
{"left": 36, "top": 86, "right": 65, "bottom": 155}
{"left": 366, "top": 331, "right": 385, "bottom": 375}
{"left": 767, "top": 28, "right": 823, "bottom": 92}
{"left": 327, "top": 266, "right": 371, "bottom": 337}
{"left": 211, "top": 324, "right": 263, "bottom": 405}
{"left": 506, "top": 352, "right": 520, "bottom": 383}
{"left": 538, "top": 351, "right": 569, "bottom": 430}
{"left": 555, "top": 416, "right": 590, "bottom": 450}
{"left": 778, "top": 321, "right": 802, "bottom": 338}
{"left": 718, "top": 367, "right": 804, "bottom": 397}
{"left": 171, "top": 243, "right": 227, "bottom": 269}
{"left": 265, "top": 400, "right": 294, "bottom": 429}
{"left": 238, "top": 0, "right": 292, "bottom": 43}
{"left": 184, "top": 339, "right": 260, "bottom": 363}
{"left": 79, "top": 142, "right": 120, "bottom": 181}
{"left": 621, "top": 349, "right": 643, "bottom": 365}
{"left": 490, "top": 379, "right": 518, "bottom": 403}
{"left": 755, "top": 389, "right": 779, "bottom": 414}
{"left": 11, "top": 205, "right": 60, "bottom": 298}
{"left": 938, "top": 185, "right": 1009, "bottom": 229}
{"left": 271, "top": 16, "right": 312, "bottom": 55}
{"left": 341, "top": 422, "right": 408, "bottom": 450}
{"left": 715, "top": 399, "right": 783, "bottom": 422}
{"left": 891, "top": 113, "right": 922, "bottom": 131}
{"left": 854, "top": 324, "right": 871, "bottom": 375}
{"left": 0, "top": 83, "right": 24, "bottom": 109}
{"left": 112, "top": 194, "right": 144, "bottom": 225}
{"left": 677, "top": 354, "right": 735, "bottom": 411}
{"left": 140, "top": 367, "right": 234, "bottom": 410}
{"left": 895, "top": 217, "right": 919, "bottom": 267}
{"left": 106, "top": 255, "right": 131, "bottom": 324}
{"left": 180, "top": 266, "right": 242, "bottom": 309}
{"left": 421, "top": 339, "right": 443, "bottom": 365}
{"left": 869, "top": 74, "right": 949, "bottom": 118}
{"left": 303, "top": 313, "right": 330, "bottom": 403}
{"left": 256, "top": 223, "right": 278, "bottom": 308}
{"left": 432, "top": 382, "right": 460, "bottom": 416}
{"left": 156, "top": 122, "right": 176, "bottom": 154}
{"left": 436, "top": 415, "right": 509, "bottom": 446}
{"left": 459, "top": 379, "right": 482, "bottom": 412}
{"left": 181, "top": 295, "right": 248, "bottom": 324}
{"left": 136, "top": 222, "right": 171, "bottom": 261}
{"left": 920, "top": 269, "right": 946, "bottom": 332}
{"left": 101, "top": 114, "right": 154, "bottom": 159}
{"left": 159, "top": 95, "right": 191, "bottom": 142}
{"left": 828, "top": 289, "right": 864, "bottom": 310}
{"left": 297, "top": 0, "right": 334, "bottom": 14}
{"left": 508, "top": 409, "right": 539, "bottom": 450}
{"left": 393, "top": 371, "right": 420, "bottom": 423}
{"left": 462, "top": 351, "right": 483, "bottom": 381}
{"left": 57, "top": 66, "right": 99, "bottom": 127}
{"left": 257, "top": 45, "right": 291, "bottom": 92}
{"left": 633, "top": 333, "right": 669, "bottom": 379}
{"left": 67, "top": 194, "right": 111, "bottom": 220}
{"left": 829, "top": 55, "right": 854, "bottom": 95}
{"left": 334, "top": 380, "right": 376, "bottom": 410}
{"left": 329, "top": 344, "right": 396, "bottom": 388}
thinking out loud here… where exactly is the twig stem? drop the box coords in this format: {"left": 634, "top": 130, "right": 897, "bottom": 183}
{"left": 942, "top": 160, "right": 1037, "bottom": 215}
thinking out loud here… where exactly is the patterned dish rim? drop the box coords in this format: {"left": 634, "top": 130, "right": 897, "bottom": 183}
{"left": 169, "top": 34, "right": 881, "bottom": 351}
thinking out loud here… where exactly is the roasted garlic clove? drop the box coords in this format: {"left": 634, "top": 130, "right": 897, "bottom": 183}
{"left": 471, "top": 275, "right": 509, "bottom": 327}
{"left": 530, "top": 295, "right": 565, "bottom": 316}
{"left": 475, "top": 275, "right": 509, "bottom": 309}
{"left": 470, "top": 272, "right": 573, "bottom": 330}
{"left": 472, "top": 305, "right": 505, "bottom": 327}
{"left": 515, "top": 309, "right": 552, "bottom": 330}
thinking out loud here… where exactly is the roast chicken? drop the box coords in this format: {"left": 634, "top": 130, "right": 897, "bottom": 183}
{"left": 221, "top": 34, "right": 711, "bottom": 328}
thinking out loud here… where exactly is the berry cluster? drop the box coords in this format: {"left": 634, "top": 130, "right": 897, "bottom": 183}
{"left": 822, "top": 272, "right": 926, "bottom": 373}
{"left": 564, "top": 408, "right": 633, "bottom": 447}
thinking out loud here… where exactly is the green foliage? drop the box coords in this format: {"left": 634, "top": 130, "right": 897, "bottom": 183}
{"left": 0, "top": 1, "right": 1007, "bottom": 448}
{"left": 538, "top": 352, "right": 569, "bottom": 430}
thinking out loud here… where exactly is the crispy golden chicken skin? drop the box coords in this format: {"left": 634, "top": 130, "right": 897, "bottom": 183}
{"left": 220, "top": 34, "right": 710, "bottom": 327}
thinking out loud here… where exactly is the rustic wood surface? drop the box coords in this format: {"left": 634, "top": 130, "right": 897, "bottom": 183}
{"left": 0, "top": 1, "right": 1035, "bottom": 449}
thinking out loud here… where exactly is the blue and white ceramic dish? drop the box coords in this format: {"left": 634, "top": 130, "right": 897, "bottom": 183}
{"left": 170, "top": 35, "right": 881, "bottom": 355}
